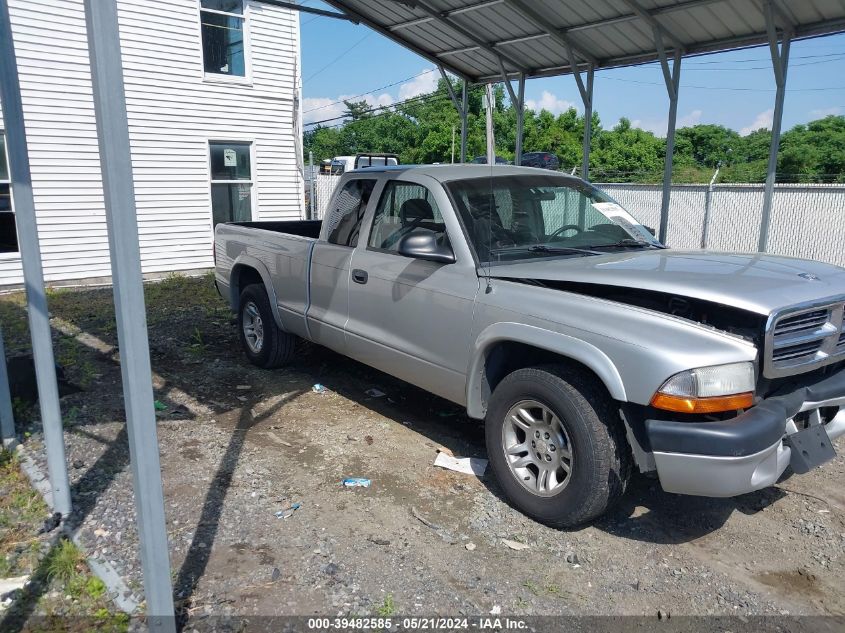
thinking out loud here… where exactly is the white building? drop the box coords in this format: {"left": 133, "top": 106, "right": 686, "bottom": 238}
{"left": 0, "top": 0, "right": 303, "bottom": 287}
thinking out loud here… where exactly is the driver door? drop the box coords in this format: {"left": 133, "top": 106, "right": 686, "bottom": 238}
{"left": 345, "top": 178, "right": 479, "bottom": 405}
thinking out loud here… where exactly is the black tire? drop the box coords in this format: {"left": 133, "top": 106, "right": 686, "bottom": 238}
{"left": 485, "top": 364, "right": 631, "bottom": 527}
{"left": 237, "top": 284, "right": 297, "bottom": 369}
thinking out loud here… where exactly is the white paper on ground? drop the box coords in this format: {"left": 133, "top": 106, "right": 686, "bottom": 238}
{"left": 433, "top": 452, "right": 488, "bottom": 476}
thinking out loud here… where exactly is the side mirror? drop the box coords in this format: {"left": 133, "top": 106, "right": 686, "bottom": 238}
{"left": 397, "top": 229, "right": 455, "bottom": 264}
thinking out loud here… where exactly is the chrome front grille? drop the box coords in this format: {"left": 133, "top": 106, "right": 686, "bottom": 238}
{"left": 765, "top": 300, "right": 845, "bottom": 378}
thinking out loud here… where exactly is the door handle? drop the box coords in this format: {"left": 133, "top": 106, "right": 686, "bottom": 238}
{"left": 352, "top": 269, "right": 368, "bottom": 284}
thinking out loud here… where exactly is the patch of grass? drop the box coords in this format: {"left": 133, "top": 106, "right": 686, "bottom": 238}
{"left": 46, "top": 539, "right": 85, "bottom": 585}
{"left": 522, "top": 580, "right": 540, "bottom": 596}
{"left": 0, "top": 449, "right": 48, "bottom": 568}
{"left": 63, "top": 406, "right": 82, "bottom": 428}
{"left": 376, "top": 593, "right": 396, "bottom": 617}
{"left": 12, "top": 397, "right": 32, "bottom": 424}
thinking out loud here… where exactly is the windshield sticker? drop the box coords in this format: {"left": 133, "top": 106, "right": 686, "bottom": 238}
{"left": 591, "top": 202, "right": 655, "bottom": 242}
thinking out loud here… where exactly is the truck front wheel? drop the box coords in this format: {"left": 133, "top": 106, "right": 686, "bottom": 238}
{"left": 486, "top": 365, "right": 631, "bottom": 527}
{"left": 238, "top": 284, "right": 297, "bottom": 369}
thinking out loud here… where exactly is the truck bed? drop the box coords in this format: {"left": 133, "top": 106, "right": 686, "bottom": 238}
{"left": 214, "top": 219, "right": 324, "bottom": 339}
{"left": 226, "top": 219, "right": 322, "bottom": 239}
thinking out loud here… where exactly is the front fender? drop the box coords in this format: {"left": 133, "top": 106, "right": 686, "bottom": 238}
{"left": 465, "top": 322, "right": 627, "bottom": 419}
{"left": 229, "top": 255, "right": 286, "bottom": 331}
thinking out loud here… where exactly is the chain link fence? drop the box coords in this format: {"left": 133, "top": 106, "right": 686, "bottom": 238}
{"left": 306, "top": 174, "right": 845, "bottom": 267}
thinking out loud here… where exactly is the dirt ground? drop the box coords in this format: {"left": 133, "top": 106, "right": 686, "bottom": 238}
{"left": 1, "top": 274, "right": 844, "bottom": 627}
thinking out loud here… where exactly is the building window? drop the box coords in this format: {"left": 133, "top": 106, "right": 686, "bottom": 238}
{"left": 0, "top": 133, "right": 17, "bottom": 254}
{"left": 200, "top": 0, "right": 246, "bottom": 77}
{"left": 209, "top": 141, "right": 253, "bottom": 226}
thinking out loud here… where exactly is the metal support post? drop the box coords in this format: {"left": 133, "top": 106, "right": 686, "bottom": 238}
{"left": 515, "top": 73, "right": 525, "bottom": 165}
{"left": 654, "top": 26, "right": 682, "bottom": 244}
{"left": 496, "top": 62, "right": 525, "bottom": 166}
{"left": 758, "top": 1, "right": 791, "bottom": 252}
{"left": 582, "top": 65, "right": 594, "bottom": 180}
{"left": 0, "top": 328, "right": 15, "bottom": 446}
{"left": 308, "top": 151, "right": 315, "bottom": 220}
{"left": 561, "top": 38, "right": 595, "bottom": 181}
{"left": 0, "top": 0, "right": 72, "bottom": 514}
{"left": 83, "top": 1, "right": 175, "bottom": 630}
{"left": 460, "top": 80, "right": 468, "bottom": 163}
{"left": 440, "top": 65, "right": 472, "bottom": 164}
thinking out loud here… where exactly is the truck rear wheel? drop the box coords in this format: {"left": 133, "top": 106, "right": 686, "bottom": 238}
{"left": 486, "top": 365, "right": 631, "bottom": 527}
{"left": 238, "top": 284, "right": 297, "bottom": 369}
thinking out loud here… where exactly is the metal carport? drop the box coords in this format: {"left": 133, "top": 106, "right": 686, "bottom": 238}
{"left": 320, "top": 0, "right": 845, "bottom": 246}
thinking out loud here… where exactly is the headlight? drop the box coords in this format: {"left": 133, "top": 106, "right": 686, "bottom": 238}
{"left": 650, "top": 362, "right": 755, "bottom": 414}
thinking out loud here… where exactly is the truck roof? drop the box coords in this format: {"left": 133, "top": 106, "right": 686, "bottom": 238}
{"left": 351, "top": 164, "right": 585, "bottom": 183}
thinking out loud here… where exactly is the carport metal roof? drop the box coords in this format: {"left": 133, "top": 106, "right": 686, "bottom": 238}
{"left": 321, "top": 0, "right": 845, "bottom": 83}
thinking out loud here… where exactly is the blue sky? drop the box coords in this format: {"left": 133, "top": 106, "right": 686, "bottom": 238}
{"left": 300, "top": 2, "right": 845, "bottom": 135}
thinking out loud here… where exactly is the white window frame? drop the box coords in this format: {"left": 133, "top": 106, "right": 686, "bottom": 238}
{"left": 208, "top": 139, "right": 257, "bottom": 234}
{"left": 0, "top": 130, "right": 17, "bottom": 259}
{"left": 197, "top": 0, "right": 253, "bottom": 85}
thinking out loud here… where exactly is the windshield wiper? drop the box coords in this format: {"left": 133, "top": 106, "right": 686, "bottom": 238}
{"left": 491, "top": 244, "right": 603, "bottom": 257}
{"left": 583, "top": 239, "right": 667, "bottom": 250}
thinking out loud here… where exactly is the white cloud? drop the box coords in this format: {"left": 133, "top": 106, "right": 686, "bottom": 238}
{"left": 524, "top": 91, "right": 576, "bottom": 116}
{"left": 679, "top": 109, "right": 703, "bottom": 127}
{"left": 739, "top": 109, "right": 774, "bottom": 136}
{"left": 809, "top": 106, "right": 842, "bottom": 119}
{"left": 302, "top": 97, "right": 347, "bottom": 124}
{"left": 303, "top": 68, "right": 441, "bottom": 125}
{"left": 303, "top": 92, "right": 395, "bottom": 125}
{"left": 630, "top": 109, "right": 703, "bottom": 135}
{"left": 398, "top": 69, "right": 438, "bottom": 99}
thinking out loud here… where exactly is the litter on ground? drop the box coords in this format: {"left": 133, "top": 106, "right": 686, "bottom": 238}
{"left": 502, "top": 539, "right": 529, "bottom": 551}
{"left": 342, "top": 477, "right": 371, "bottom": 488}
{"left": 275, "top": 502, "right": 302, "bottom": 519}
{"left": 433, "top": 453, "right": 488, "bottom": 476}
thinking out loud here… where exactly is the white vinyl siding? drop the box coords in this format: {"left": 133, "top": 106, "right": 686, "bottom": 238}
{"left": 0, "top": 0, "right": 302, "bottom": 286}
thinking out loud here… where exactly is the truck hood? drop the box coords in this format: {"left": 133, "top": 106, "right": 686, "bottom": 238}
{"left": 489, "top": 250, "right": 845, "bottom": 316}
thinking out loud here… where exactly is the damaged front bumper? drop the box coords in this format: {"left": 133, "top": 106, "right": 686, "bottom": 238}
{"left": 644, "top": 368, "right": 845, "bottom": 497}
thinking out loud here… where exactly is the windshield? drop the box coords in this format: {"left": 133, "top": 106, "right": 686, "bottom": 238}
{"left": 445, "top": 175, "right": 661, "bottom": 265}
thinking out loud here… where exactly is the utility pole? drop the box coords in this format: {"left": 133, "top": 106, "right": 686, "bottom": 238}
{"left": 451, "top": 125, "right": 456, "bottom": 164}
{"left": 485, "top": 84, "right": 495, "bottom": 165}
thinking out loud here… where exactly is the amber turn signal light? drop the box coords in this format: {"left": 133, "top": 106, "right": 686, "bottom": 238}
{"left": 650, "top": 392, "right": 754, "bottom": 414}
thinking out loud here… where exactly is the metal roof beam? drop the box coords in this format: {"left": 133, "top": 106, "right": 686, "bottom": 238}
{"left": 401, "top": 0, "right": 529, "bottom": 75}
{"left": 390, "top": 0, "right": 505, "bottom": 31}
{"left": 500, "top": 0, "right": 598, "bottom": 66}
{"left": 321, "top": 1, "right": 471, "bottom": 80}
{"left": 436, "top": 32, "right": 548, "bottom": 59}
{"left": 569, "top": 0, "right": 723, "bottom": 34}
{"left": 438, "top": 64, "right": 462, "bottom": 112}
{"left": 620, "top": 0, "right": 686, "bottom": 51}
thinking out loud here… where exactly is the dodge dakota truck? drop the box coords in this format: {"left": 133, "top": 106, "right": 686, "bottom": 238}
{"left": 214, "top": 165, "right": 845, "bottom": 527}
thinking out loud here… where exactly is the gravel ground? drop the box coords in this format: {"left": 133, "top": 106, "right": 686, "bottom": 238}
{"left": 2, "top": 275, "right": 845, "bottom": 625}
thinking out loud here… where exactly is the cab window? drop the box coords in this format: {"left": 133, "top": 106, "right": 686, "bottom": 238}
{"left": 326, "top": 179, "right": 376, "bottom": 247}
{"left": 368, "top": 181, "right": 450, "bottom": 253}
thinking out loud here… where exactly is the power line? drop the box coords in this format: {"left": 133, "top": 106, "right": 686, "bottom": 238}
{"left": 602, "top": 76, "right": 845, "bottom": 91}
{"left": 304, "top": 33, "right": 371, "bottom": 83}
{"left": 304, "top": 68, "right": 437, "bottom": 113}
{"left": 684, "top": 52, "right": 845, "bottom": 66}
{"left": 304, "top": 90, "right": 454, "bottom": 129}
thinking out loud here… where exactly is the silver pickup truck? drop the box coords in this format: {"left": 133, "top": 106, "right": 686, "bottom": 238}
{"left": 214, "top": 165, "right": 845, "bottom": 527}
